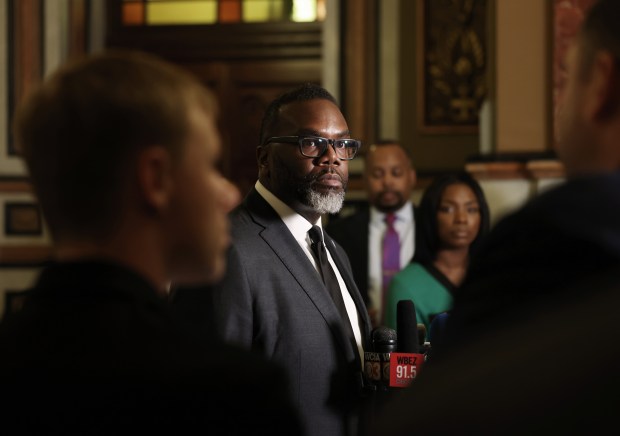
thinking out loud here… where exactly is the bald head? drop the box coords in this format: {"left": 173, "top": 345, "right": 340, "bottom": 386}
{"left": 364, "top": 141, "right": 416, "bottom": 213}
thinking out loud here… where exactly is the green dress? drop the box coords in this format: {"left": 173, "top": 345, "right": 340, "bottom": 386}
{"left": 384, "top": 262, "right": 455, "bottom": 333}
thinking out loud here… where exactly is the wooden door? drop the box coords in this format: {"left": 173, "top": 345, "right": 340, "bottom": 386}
{"left": 105, "top": 2, "right": 322, "bottom": 196}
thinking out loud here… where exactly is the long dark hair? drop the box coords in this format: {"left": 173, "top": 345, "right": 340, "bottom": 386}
{"left": 413, "top": 172, "right": 490, "bottom": 265}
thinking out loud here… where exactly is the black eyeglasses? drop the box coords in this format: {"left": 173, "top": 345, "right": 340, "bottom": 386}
{"left": 263, "top": 136, "right": 361, "bottom": 160}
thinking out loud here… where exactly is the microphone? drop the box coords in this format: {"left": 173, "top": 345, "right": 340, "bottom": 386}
{"left": 388, "top": 300, "right": 425, "bottom": 388}
{"left": 361, "top": 303, "right": 426, "bottom": 435}
{"left": 364, "top": 326, "right": 396, "bottom": 390}
{"left": 396, "top": 299, "right": 419, "bottom": 354}
{"left": 372, "top": 326, "right": 397, "bottom": 353}
{"left": 361, "top": 326, "right": 398, "bottom": 435}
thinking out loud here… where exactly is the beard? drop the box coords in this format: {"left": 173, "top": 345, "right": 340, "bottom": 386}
{"left": 296, "top": 169, "right": 347, "bottom": 214}
{"left": 306, "top": 188, "right": 345, "bottom": 214}
{"left": 271, "top": 154, "right": 347, "bottom": 214}
{"left": 374, "top": 190, "right": 405, "bottom": 213}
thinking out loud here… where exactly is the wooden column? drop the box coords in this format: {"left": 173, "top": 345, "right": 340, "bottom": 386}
{"left": 341, "top": 0, "right": 377, "bottom": 146}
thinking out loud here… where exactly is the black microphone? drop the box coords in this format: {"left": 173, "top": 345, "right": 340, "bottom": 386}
{"left": 397, "top": 299, "right": 419, "bottom": 354}
{"left": 364, "top": 326, "right": 397, "bottom": 390}
{"left": 372, "top": 326, "right": 397, "bottom": 353}
{"left": 361, "top": 326, "right": 398, "bottom": 434}
{"left": 388, "top": 300, "right": 425, "bottom": 388}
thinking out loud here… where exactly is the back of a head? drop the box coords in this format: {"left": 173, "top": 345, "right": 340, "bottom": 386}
{"left": 14, "top": 50, "right": 217, "bottom": 244}
{"left": 258, "top": 82, "right": 338, "bottom": 145}
{"left": 413, "top": 171, "right": 490, "bottom": 264}
{"left": 580, "top": 0, "right": 620, "bottom": 62}
{"left": 554, "top": 0, "right": 620, "bottom": 176}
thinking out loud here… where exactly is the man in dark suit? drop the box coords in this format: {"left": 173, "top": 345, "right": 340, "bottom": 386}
{"left": 204, "top": 83, "right": 372, "bottom": 436}
{"left": 371, "top": 0, "right": 620, "bottom": 431}
{"left": 0, "top": 51, "right": 302, "bottom": 435}
{"left": 326, "top": 141, "right": 417, "bottom": 327}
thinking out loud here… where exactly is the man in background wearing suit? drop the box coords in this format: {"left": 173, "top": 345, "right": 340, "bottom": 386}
{"left": 327, "top": 141, "right": 417, "bottom": 328}
{"left": 372, "top": 0, "right": 620, "bottom": 432}
{"left": 0, "top": 51, "right": 301, "bottom": 435}
{"left": 205, "top": 83, "right": 372, "bottom": 436}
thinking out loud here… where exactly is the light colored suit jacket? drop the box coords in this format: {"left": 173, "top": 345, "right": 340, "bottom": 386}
{"left": 209, "top": 188, "right": 372, "bottom": 436}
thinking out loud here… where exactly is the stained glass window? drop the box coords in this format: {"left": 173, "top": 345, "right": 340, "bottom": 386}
{"left": 121, "top": 0, "right": 325, "bottom": 26}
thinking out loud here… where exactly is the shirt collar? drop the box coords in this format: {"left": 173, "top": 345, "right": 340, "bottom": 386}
{"left": 255, "top": 180, "right": 320, "bottom": 241}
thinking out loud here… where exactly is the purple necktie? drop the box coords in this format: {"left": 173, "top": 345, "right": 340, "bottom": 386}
{"left": 382, "top": 213, "right": 400, "bottom": 322}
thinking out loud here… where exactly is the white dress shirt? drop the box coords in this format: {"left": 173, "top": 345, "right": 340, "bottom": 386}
{"left": 255, "top": 181, "right": 364, "bottom": 364}
{"left": 368, "top": 201, "right": 415, "bottom": 321}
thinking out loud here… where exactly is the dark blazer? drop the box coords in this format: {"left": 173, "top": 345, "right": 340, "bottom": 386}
{"left": 207, "top": 188, "right": 372, "bottom": 436}
{"left": 0, "top": 261, "right": 301, "bottom": 435}
{"left": 371, "top": 267, "right": 620, "bottom": 435}
{"left": 325, "top": 204, "right": 416, "bottom": 304}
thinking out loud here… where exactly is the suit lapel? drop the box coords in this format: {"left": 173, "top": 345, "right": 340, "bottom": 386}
{"left": 244, "top": 190, "right": 359, "bottom": 362}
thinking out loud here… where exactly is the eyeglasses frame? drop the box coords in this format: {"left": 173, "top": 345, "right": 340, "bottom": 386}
{"left": 262, "top": 135, "right": 361, "bottom": 160}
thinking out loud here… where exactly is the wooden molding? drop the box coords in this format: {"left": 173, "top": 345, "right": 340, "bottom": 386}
{"left": 466, "top": 161, "right": 528, "bottom": 180}
{"left": 0, "top": 180, "right": 32, "bottom": 193}
{"left": 466, "top": 159, "right": 565, "bottom": 180}
{"left": 106, "top": 21, "right": 323, "bottom": 62}
{"left": 0, "top": 245, "right": 52, "bottom": 265}
{"left": 526, "top": 159, "right": 565, "bottom": 179}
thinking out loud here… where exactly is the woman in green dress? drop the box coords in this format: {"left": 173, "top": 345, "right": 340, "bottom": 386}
{"left": 384, "top": 172, "right": 490, "bottom": 334}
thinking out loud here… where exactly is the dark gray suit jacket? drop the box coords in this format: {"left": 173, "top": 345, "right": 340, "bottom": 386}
{"left": 208, "top": 188, "right": 372, "bottom": 436}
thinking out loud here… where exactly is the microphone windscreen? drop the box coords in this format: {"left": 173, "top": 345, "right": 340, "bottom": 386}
{"left": 396, "top": 300, "right": 419, "bottom": 353}
{"left": 371, "top": 326, "right": 397, "bottom": 353}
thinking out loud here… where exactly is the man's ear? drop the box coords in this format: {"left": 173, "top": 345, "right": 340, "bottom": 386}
{"left": 409, "top": 167, "right": 418, "bottom": 188}
{"left": 257, "top": 145, "right": 269, "bottom": 176}
{"left": 137, "top": 146, "right": 174, "bottom": 212}
{"left": 586, "top": 51, "right": 620, "bottom": 122}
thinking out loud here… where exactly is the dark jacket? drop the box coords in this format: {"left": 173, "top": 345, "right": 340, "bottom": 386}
{"left": 0, "top": 260, "right": 302, "bottom": 435}
{"left": 446, "top": 172, "right": 620, "bottom": 348}
{"left": 206, "top": 188, "right": 372, "bottom": 436}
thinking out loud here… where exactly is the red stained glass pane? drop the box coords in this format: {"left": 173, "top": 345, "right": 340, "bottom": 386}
{"left": 220, "top": 0, "right": 241, "bottom": 23}
{"left": 123, "top": 3, "right": 144, "bottom": 26}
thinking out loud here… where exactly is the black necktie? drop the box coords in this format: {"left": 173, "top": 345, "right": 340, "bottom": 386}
{"left": 308, "top": 226, "right": 355, "bottom": 341}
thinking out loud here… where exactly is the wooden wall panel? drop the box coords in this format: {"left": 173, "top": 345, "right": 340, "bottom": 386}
{"left": 106, "top": 14, "right": 323, "bottom": 195}
{"left": 68, "top": 0, "right": 88, "bottom": 60}
{"left": 184, "top": 59, "right": 322, "bottom": 195}
{"left": 341, "top": 0, "right": 376, "bottom": 147}
{"left": 1, "top": 0, "right": 51, "bottom": 266}
{"left": 11, "top": 0, "right": 42, "bottom": 113}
